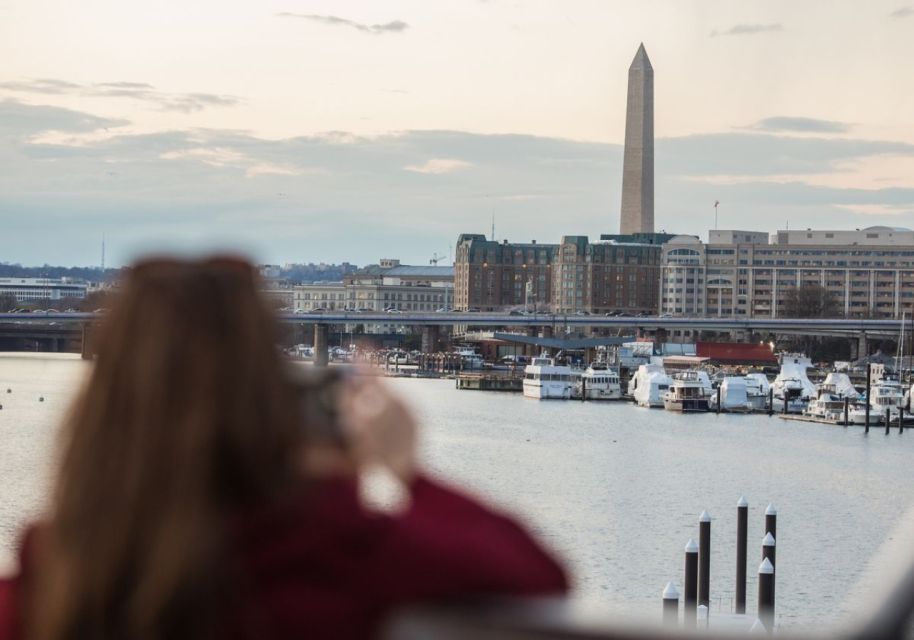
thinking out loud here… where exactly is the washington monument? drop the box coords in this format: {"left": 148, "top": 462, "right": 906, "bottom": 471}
{"left": 619, "top": 43, "right": 654, "bottom": 235}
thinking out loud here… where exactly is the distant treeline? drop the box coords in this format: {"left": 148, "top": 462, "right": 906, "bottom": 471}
{"left": 0, "top": 264, "right": 119, "bottom": 282}
{"left": 0, "top": 262, "right": 360, "bottom": 284}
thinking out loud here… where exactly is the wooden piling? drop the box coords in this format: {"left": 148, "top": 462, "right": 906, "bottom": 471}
{"left": 844, "top": 397, "right": 849, "bottom": 427}
{"left": 901, "top": 407, "right": 905, "bottom": 434}
{"left": 767, "top": 387, "right": 774, "bottom": 416}
{"left": 758, "top": 558, "right": 775, "bottom": 633}
{"left": 865, "top": 364, "right": 872, "bottom": 433}
{"left": 716, "top": 386, "right": 721, "bottom": 414}
{"left": 762, "top": 532, "right": 776, "bottom": 603}
{"left": 684, "top": 539, "right": 698, "bottom": 628}
{"left": 736, "top": 496, "right": 748, "bottom": 614}
{"left": 764, "top": 503, "right": 777, "bottom": 543}
{"left": 662, "top": 582, "right": 679, "bottom": 627}
{"left": 886, "top": 408, "right": 891, "bottom": 435}
{"left": 698, "top": 511, "right": 711, "bottom": 609}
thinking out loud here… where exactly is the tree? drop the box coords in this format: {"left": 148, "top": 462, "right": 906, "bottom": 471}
{"left": 781, "top": 284, "right": 840, "bottom": 319}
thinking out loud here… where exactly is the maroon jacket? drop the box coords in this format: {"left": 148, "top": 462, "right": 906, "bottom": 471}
{"left": 0, "top": 474, "right": 568, "bottom": 639}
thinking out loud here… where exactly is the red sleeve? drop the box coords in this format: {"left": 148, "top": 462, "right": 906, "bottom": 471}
{"left": 0, "top": 579, "right": 17, "bottom": 640}
{"left": 363, "top": 473, "right": 569, "bottom": 606}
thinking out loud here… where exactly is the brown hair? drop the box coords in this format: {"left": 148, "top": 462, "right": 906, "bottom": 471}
{"left": 27, "top": 256, "right": 304, "bottom": 640}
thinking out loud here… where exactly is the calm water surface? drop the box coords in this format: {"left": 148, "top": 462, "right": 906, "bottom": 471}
{"left": 2, "top": 353, "right": 913, "bottom": 630}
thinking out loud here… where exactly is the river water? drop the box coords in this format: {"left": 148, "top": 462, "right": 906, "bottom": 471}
{"left": 2, "top": 353, "right": 913, "bottom": 631}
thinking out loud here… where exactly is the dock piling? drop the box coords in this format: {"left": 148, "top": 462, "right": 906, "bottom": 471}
{"left": 736, "top": 496, "right": 748, "bottom": 614}
{"left": 662, "top": 582, "right": 679, "bottom": 627}
{"left": 764, "top": 503, "right": 777, "bottom": 542}
{"left": 716, "top": 387, "right": 721, "bottom": 414}
{"left": 698, "top": 511, "right": 711, "bottom": 609}
{"left": 767, "top": 388, "right": 773, "bottom": 416}
{"left": 757, "top": 558, "right": 775, "bottom": 633}
{"left": 684, "top": 539, "right": 698, "bottom": 628}
{"left": 886, "top": 408, "right": 891, "bottom": 435}
{"left": 901, "top": 407, "right": 905, "bottom": 434}
{"left": 865, "top": 364, "right": 872, "bottom": 433}
{"left": 762, "top": 532, "right": 776, "bottom": 603}
{"left": 844, "top": 397, "right": 849, "bottom": 427}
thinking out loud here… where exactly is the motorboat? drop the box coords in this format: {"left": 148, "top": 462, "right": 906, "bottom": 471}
{"left": 744, "top": 373, "right": 771, "bottom": 412}
{"left": 822, "top": 372, "right": 858, "bottom": 399}
{"left": 663, "top": 371, "right": 710, "bottom": 412}
{"left": 804, "top": 383, "right": 850, "bottom": 421}
{"left": 454, "top": 348, "right": 485, "bottom": 370}
{"left": 575, "top": 363, "right": 623, "bottom": 400}
{"left": 628, "top": 363, "right": 673, "bottom": 408}
{"left": 523, "top": 356, "right": 574, "bottom": 399}
{"left": 771, "top": 355, "right": 816, "bottom": 413}
{"left": 869, "top": 375, "right": 906, "bottom": 421}
{"left": 709, "top": 376, "right": 752, "bottom": 413}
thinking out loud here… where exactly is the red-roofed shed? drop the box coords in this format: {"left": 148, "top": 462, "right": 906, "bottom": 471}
{"left": 696, "top": 342, "right": 777, "bottom": 365}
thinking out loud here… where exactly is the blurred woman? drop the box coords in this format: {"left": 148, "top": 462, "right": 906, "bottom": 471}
{"left": 0, "top": 256, "right": 567, "bottom": 640}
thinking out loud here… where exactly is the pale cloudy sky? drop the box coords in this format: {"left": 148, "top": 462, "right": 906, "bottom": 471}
{"left": 1, "top": 0, "right": 913, "bottom": 266}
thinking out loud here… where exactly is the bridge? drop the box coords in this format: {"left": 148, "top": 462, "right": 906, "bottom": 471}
{"left": 0, "top": 312, "right": 906, "bottom": 363}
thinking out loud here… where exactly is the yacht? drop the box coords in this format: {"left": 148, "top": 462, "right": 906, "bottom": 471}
{"left": 804, "top": 383, "right": 849, "bottom": 421}
{"left": 709, "top": 376, "right": 752, "bottom": 413}
{"left": 744, "top": 373, "right": 771, "bottom": 412}
{"left": 575, "top": 363, "right": 623, "bottom": 400}
{"left": 454, "top": 348, "right": 485, "bottom": 370}
{"left": 869, "top": 375, "right": 906, "bottom": 420}
{"left": 771, "top": 355, "right": 816, "bottom": 413}
{"left": 523, "top": 356, "right": 574, "bottom": 399}
{"left": 663, "top": 371, "right": 710, "bottom": 412}
{"left": 628, "top": 363, "right": 673, "bottom": 408}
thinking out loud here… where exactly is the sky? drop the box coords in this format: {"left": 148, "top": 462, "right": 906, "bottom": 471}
{"left": 1, "top": 0, "right": 913, "bottom": 267}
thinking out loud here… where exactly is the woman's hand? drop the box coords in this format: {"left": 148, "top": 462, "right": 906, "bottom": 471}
{"left": 338, "top": 376, "right": 419, "bottom": 484}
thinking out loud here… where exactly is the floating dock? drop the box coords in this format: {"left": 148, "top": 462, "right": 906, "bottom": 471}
{"left": 456, "top": 374, "right": 523, "bottom": 392}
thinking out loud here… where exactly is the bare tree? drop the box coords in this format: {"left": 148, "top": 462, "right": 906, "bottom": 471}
{"left": 782, "top": 284, "right": 840, "bottom": 319}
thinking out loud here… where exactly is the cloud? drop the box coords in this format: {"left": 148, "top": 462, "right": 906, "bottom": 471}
{"left": 746, "top": 116, "right": 852, "bottom": 134}
{"left": 710, "top": 23, "right": 783, "bottom": 37}
{"left": 890, "top": 6, "right": 914, "bottom": 18}
{"left": 403, "top": 158, "right": 473, "bottom": 174}
{"left": 275, "top": 13, "right": 408, "bottom": 34}
{"left": 0, "top": 77, "right": 241, "bottom": 113}
{"left": 2, "top": 100, "right": 914, "bottom": 266}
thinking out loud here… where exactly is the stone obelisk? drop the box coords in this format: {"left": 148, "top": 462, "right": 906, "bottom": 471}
{"left": 619, "top": 43, "right": 654, "bottom": 235}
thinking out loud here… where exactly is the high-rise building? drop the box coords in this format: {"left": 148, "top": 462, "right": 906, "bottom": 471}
{"left": 660, "top": 226, "right": 914, "bottom": 319}
{"left": 620, "top": 43, "right": 654, "bottom": 235}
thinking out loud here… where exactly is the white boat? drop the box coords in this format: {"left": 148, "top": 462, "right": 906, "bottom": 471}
{"left": 771, "top": 355, "right": 816, "bottom": 413}
{"left": 454, "top": 348, "right": 484, "bottom": 370}
{"left": 709, "top": 376, "right": 752, "bottom": 413}
{"left": 523, "top": 356, "right": 574, "bottom": 399}
{"left": 628, "top": 363, "right": 673, "bottom": 408}
{"left": 744, "top": 373, "right": 771, "bottom": 412}
{"left": 663, "top": 371, "right": 710, "bottom": 412}
{"left": 822, "top": 372, "right": 858, "bottom": 399}
{"left": 575, "top": 363, "right": 623, "bottom": 400}
{"left": 804, "top": 383, "right": 849, "bottom": 421}
{"left": 869, "top": 376, "right": 906, "bottom": 420}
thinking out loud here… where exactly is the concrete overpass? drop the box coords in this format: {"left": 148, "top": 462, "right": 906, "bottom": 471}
{"left": 0, "top": 312, "right": 906, "bottom": 364}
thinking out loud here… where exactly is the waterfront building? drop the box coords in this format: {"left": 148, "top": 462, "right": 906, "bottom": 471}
{"left": 454, "top": 233, "right": 669, "bottom": 314}
{"left": 0, "top": 277, "right": 88, "bottom": 303}
{"left": 660, "top": 226, "right": 914, "bottom": 319}
{"left": 619, "top": 44, "right": 654, "bottom": 235}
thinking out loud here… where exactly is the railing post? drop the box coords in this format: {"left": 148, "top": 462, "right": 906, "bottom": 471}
{"left": 736, "top": 496, "right": 748, "bottom": 614}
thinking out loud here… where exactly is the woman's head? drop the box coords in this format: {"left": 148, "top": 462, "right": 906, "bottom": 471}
{"left": 30, "top": 255, "right": 303, "bottom": 639}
